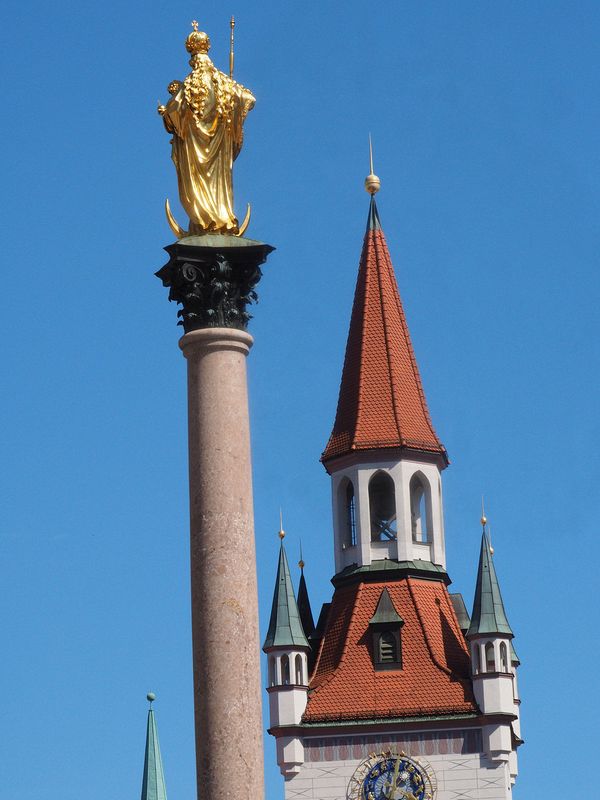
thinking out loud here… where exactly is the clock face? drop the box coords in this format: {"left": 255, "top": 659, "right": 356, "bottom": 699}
{"left": 348, "top": 752, "right": 435, "bottom": 800}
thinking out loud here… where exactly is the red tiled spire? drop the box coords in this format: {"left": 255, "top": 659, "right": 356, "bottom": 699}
{"left": 322, "top": 198, "right": 447, "bottom": 466}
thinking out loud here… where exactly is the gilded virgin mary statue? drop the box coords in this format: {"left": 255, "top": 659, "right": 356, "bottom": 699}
{"left": 158, "top": 21, "right": 255, "bottom": 237}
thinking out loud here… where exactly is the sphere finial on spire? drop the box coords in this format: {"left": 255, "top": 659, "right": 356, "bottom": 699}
{"left": 147, "top": 692, "right": 156, "bottom": 705}
{"left": 298, "top": 539, "right": 305, "bottom": 570}
{"left": 480, "top": 496, "right": 494, "bottom": 553}
{"left": 480, "top": 495, "right": 487, "bottom": 529}
{"left": 365, "top": 134, "right": 381, "bottom": 195}
{"left": 278, "top": 508, "right": 285, "bottom": 540}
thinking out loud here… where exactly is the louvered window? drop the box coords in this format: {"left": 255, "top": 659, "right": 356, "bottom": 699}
{"left": 379, "top": 632, "right": 397, "bottom": 663}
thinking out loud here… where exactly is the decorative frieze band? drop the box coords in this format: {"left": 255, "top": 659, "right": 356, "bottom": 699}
{"left": 304, "top": 729, "right": 482, "bottom": 762}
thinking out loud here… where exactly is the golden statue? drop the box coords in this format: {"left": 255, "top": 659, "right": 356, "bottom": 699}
{"left": 158, "top": 20, "right": 255, "bottom": 237}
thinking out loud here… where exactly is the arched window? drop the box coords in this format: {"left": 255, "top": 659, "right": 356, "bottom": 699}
{"left": 338, "top": 479, "right": 357, "bottom": 548}
{"left": 472, "top": 643, "right": 480, "bottom": 674}
{"left": 378, "top": 632, "right": 398, "bottom": 663}
{"left": 485, "top": 642, "right": 496, "bottom": 672}
{"left": 269, "top": 656, "right": 277, "bottom": 687}
{"left": 346, "top": 481, "right": 357, "bottom": 547}
{"left": 500, "top": 642, "right": 509, "bottom": 672}
{"left": 281, "top": 654, "right": 290, "bottom": 685}
{"left": 295, "top": 654, "right": 303, "bottom": 685}
{"left": 410, "top": 473, "right": 431, "bottom": 542}
{"left": 369, "top": 472, "right": 397, "bottom": 541}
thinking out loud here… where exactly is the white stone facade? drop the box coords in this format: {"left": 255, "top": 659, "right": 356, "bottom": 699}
{"left": 281, "top": 734, "right": 513, "bottom": 800}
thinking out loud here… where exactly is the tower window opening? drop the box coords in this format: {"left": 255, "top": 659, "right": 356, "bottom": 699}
{"left": 472, "top": 643, "right": 480, "bottom": 674}
{"left": 281, "top": 654, "right": 290, "bottom": 685}
{"left": 339, "top": 479, "right": 357, "bottom": 549}
{"left": 346, "top": 482, "right": 357, "bottom": 547}
{"left": 369, "top": 472, "right": 397, "bottom": 541}
{"left": 295, "top": 654, "right": 303, "bottom": 685}
{"left": 410, "top": 473, "right": 431, "bottom": 543}
{"left": 500, "top": 642, "right": 509, "bottom": 672}
{"left": 485, "top": 642, "right": 496, "bottom": 672}
{"left": 268, "top": 656, "right": 277, "bottom": 686}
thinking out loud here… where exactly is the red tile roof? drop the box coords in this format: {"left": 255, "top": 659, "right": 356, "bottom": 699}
{"left": 303, "top": 577, "right": 477, "bottom": 723}
{"left": 322, "top": 199, "right": 446, "bottom": 465}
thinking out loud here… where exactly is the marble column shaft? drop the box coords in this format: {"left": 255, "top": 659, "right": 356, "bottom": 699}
{"left": 180, "top": 327, "right": 264, "bottom": 800}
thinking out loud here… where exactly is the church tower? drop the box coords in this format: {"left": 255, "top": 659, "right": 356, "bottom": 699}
{"left": 265, "top": 167, "right": 522, "bottom": 800}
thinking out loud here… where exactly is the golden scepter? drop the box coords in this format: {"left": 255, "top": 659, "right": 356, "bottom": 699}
{"left": 229, "top": 15, "right": 235, "bottom": 78}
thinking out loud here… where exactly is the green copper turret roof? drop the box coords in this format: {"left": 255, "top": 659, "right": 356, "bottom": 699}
{"left": 141, "top": 699, "right": 167, "bottom": 800}
{"left": 263, "top": 542, "right": 309, "bottom": 650}
{"left": 369, "top": 588, "right": 404, "bottom": 625}
{"left": 467, "top": 532, "right": 513, "bottom": 638}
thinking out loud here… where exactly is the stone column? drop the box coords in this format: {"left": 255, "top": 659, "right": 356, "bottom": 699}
{"left": 180, "top": 328, "right": 263, "bottom": 800}
{"left": 156, "top": 235, "right": 274, "bottom": 800}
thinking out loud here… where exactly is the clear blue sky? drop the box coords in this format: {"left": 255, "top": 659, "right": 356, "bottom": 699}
{"left": 1, "top": 2, "right": 598, "bottom": 798}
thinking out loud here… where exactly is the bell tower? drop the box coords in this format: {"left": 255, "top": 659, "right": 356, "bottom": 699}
{"left": 322, "top": 185, "right": 448, "bottom": 575}
{"left": 265, "top": 159, "right": 523, "bottom": 800}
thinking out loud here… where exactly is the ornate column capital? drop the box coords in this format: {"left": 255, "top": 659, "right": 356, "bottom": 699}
{"left": 156, "top": 234, "right": 274, "bottom": 333}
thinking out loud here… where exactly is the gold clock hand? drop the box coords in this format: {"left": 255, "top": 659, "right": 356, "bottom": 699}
{"left": 392, "top": 757, "right": 401, "bottom": 795}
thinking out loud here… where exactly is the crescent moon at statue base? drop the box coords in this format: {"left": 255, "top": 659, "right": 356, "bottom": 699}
{"left": 165, "top": 199, "right": 251, "bottom": 239}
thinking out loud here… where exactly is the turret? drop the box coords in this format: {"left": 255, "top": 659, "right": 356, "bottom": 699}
{"left": 140, "top": 693, "right": 168, "bottom": 800}
{"left": 321, "top": 181, "right": 449, "bottom": 575}
{"left": 263, "top": 527, "right": 310, "bottom": 777}
{"left": 467, "top": 518, "right": 516, "bottom": 763}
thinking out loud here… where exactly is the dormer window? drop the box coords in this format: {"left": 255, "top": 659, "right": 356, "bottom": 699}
{"left": 369, "top": 588, "right": 404, "bottom": 670}
{"left": 369, "top": 472, "right": 397, "bottom": 541}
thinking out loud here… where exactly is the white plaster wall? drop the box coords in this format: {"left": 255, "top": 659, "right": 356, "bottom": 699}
{"left": 330, "top": 457, "right": 446, "bottom": 574}
{"left": 277, "top": 736, "right": 304, "bottom": 777}
{"left": 268, "top": 687, "right": 308, "bottom": 727}
{"left": 472, "top": 674, "right": 515, "bottom": 717}
{"left": 483, "top": 724, "right": 513, "bottom": 760}
{"left": 283, "top": 753, "right": 512, "bottom": 800}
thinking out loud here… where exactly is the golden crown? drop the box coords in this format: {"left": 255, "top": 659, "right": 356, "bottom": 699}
{"left": 186, "top": 20, "right": 211, "bottom": 54}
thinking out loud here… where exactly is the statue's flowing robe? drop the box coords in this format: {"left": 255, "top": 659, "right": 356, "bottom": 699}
{"left": 163, "top": 57, "right": 255, "bottom": 234}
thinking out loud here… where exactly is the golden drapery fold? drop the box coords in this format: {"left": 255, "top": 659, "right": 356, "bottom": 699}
{"left": 161, "top": 53, "right": 255, "bottom": 235}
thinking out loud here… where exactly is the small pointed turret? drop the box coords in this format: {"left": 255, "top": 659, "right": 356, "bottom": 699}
{"left": 263, "top": 525, "right": 311, "bottom": 777}
{"left": 297, "top": 546, "right": 315, "bottom": 640}
{"left": 140, "top": 693, "right": 167, "bottom": 800}
{"left": 263, "top": 534, "right": 309, "bottom": 650}
{"left": 468, "top": 529, "right": 513, "bottom": 638}
{"left": 466, "top": 517, "right": 517, "bottom": 763}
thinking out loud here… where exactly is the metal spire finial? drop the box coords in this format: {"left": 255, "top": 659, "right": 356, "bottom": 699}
{"left": 480, "top": 497, "right": 494, "bottom": 554}
{"left": 365, "top": 134, "right": 381, "bottom": 195}
{"left": 278, "top": 508, "right": 285, "bottom": 540}
{"left": 147, "top": 692, "right": 156, "bottom": 706}
{"left": 298, "top": 538, "right": 305, "bottom": 570}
